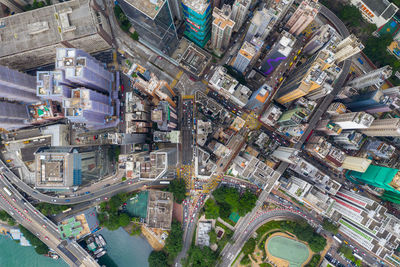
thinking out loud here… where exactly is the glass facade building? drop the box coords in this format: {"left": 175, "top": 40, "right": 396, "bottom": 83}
{"left": 119, "top": 0, "right": 179, "bottom": 56}
{"left": 182, "top": 0, "right": 212, "bottom": 47}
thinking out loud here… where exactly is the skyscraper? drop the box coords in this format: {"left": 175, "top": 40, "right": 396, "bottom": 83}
{"left": 0, "top": 0, "right": 113, "bottom": 70}
{"left": 245, "top": 7, "right": 276, "bottom": 41}
{"left": 305, "top": 83, "right": 332, "bottom": 100}
{"left": 361, "top": 118, "right": 400, "bottom": 136}
{"left": 0, "top": 101, "right": 29, "bottom": 130}
{"left": 276, "top": 50, "right": 339, "bottom": 104}
{"left": 272, "top": 147, "right": 300, "bottom": 164}
{"left": 211, "top": 4, "right": 235, "bottom": 56}
{"left": 63, "top": 88, "right": 113, "bottom": 129}
{"left": 55, "top": 48, "right": 113, "bottom": 94}
{"left": 347, "top": 65, "right": 392, "bottom": 89}
{"left": 0, "top": 66, "right": 38, "bottom": 103}
{"left": 118, "top": 0, "right": 179, "bottom": 56}
{"left": 277, "top": 107, "right": 309, "bottom": 126}
{"left": 341, "top": 156, "right": 372, "bottom": 172}
{"left": 344, "top": 90, "right": 400, "bottom": 113}
{"left": 259, "top": 31, "right": 296, "bottom": 76}
{"left": 285, "top": 0, "right": 319, "bottom": 36}
{"left": 231, "top": 0, "right": 250, "bottom": 32}
{"left": 303, "top": 24, "right": 338, "bottom": 55}
{"left": 36, "top": 71, "right": 72, "bottom": 102}
{"left": 233, "top": 41, "right": 257, "bottom": 73}
{"left": 182, "top": 0, "right": 212, "bottom": 47}
{"left": 333, "top": 130, "right": 365, "bottom": 150}
{"left": 330, "top": 112, "right": 375, "bottom": 129}
{"left": 333, "top": 34, "right": 364, "bottom": 63}
{"left": 244, "top": 84, "right": 271, "bottom": 111}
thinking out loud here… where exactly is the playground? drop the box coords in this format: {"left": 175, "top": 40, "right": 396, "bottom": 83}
{"left": 265, "top": 233, "right": 311, "bottom": 267}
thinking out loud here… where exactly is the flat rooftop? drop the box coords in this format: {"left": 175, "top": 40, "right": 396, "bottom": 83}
{"left": 146, "top": 190, "right": 173, "bottom": 229}
{"left": 123, "top": 0, "right": 166, "bottom": 19}
{"left": 0, "top": 0, "right": 100, "bottom": 58}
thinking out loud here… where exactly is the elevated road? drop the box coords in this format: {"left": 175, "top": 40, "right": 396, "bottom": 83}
{"left": 218, "top": 4, "right": 352, "bottom": 266}
{"left": 0, "top": 172, "right": 98, "bottom": 267}
{"left": 0, "top": 159, "right": 153, "bottom": 205}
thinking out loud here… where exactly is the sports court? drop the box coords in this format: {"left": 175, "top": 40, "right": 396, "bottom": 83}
{"left": 266, "top": 235, "right": 310, "bottom": 267}
{"left": 126, "top": 191, "right": 148, "bottom": 219}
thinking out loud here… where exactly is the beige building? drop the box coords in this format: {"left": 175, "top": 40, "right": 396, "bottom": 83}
{"left": 0, "top": 0, "right": 112, "bottom": 70}
{"left": 231, "top": 0, "right": 250, "bottom": 32}
{"left": 212, "top": 4, "right": 235, "bottom": 56}
{"left": 361, "top": 118, "right": 400, "bottom": 136}
{"left": 286, "top": 0, "right": 319, "bottom": 36}
{"left": 334, "top": 34, "right": 364, "bottom": 63}
{"left": 342, "top": 156, "right": 372, "bottom": 173}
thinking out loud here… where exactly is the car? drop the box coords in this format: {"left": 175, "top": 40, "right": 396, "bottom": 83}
{"left": 12, "top": 198, "right": 16, "bottom": 202}
{"left": 52, "top": 199, "right": 57, "bottom": 202}
{"left": 42, "top": 224, "right": 47, "bottom": 228}
{"left": 104, "top": 197, "right": 108, "bottom": 200}
{"left": 23, "top": 209, "right": 28, "bottom": 213}
{"left": 44, "top": 236, "right": 49, "bottom": 240}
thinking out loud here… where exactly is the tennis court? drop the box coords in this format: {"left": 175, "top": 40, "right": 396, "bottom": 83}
{"left": 126, "top": 191, "right": 148, "bottom": 219}
{"left": 267, "top": 235, "right": 310, "bottom": 267}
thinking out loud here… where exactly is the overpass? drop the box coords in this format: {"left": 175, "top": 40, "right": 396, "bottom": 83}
{"left": 218, "top": 4, "right": 352, "bottom": 266}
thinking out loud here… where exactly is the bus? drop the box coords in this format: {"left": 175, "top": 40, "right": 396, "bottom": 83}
{"left": 333, "top": 235, "right": 342, "bottom": 244}
{"left": 354, "top": 253, "right": 363, "bottom": 260}
{"left": 159, "top": 181, "right": 170, "bottom": 185}
{"left": 62, "top": 208, "right": 72, "bottom": 213}
{"left": 3, "top": 187, "right": 12, "bottom": 196}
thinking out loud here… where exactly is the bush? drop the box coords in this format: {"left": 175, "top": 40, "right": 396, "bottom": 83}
{"left": 306, "top": 254, "right": 321, "bottom": 267}
{"left": 186, "top": 245, "right": 218, "bottom": 266}
{"left": 130, "top": 32, "right": 139, "bottom": 41}
{"left": 212, "top": 186, "right": 257, "bottom": 217}
{"left": 0, "top": 210, "right": 16, "bottom": 225}
{"left": 322, "top": 218, "right": 338, "bottom": 234}
{"left": 242, "top": 238, "right": 256, "bottom": 256}
{"left": 148, "top": 250, "right": 168, "bottom": 267}
{"left": 19, "top": 225, "right": 49, "bottom": 255}
{"left": 167, "top": 179, "right": 186, "bottom": 203}
{"left": 204, "top": 198, "right": 219, "bottom": 219}
{"left": 114, "top": 5, "right": 132, "bottom": 33}
{"left": 35, "top": 203, "right": 70, "bottom": 216}
{"left": 164, "top": 221, "right": 183, "bottom": 264}
{"left": 240, "top": 254, "right": 251, "bottom": 265}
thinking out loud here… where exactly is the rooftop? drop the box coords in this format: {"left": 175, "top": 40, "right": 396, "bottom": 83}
{"left": 146, "top": 190, "right": 173, "bottom": 229}
{"left": 0, "top": 0, "right": 101, "bottom": 58}
{"left": 123, "top": 0, "right": 166, "bottom": 19}
{"left": 181, "top": 0, "right": 210, "bottom": 14}
{"left": 239, "top": 41, "right": 257, "bottom": 60}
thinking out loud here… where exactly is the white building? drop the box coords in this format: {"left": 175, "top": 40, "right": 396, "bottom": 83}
{"left": 348, "top": 66, "right": 393, "bottom": 89}
{"left": 331, "top": 112, "right": 375, "bottom": 129}
{"left": 349, "top": 0, "right": 398, "bottom": 27}
{"left": 272, "top": 146, "right": 300, "bottom": 164}
{"left": 231, "top": 0, "right": 250, "bottom": 32}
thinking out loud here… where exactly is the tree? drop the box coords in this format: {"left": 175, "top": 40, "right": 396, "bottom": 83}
{"left": 148, "top": 251, "right": 168, "bottom": 267}
{"left": 186, "top": 246, "right": 218, "bottom": 267}
{"left": 339, "top": 5, "right": 363, "bottom": 27}
{"left": 35, "top": 203, "right": 70, "bottom": 216}
{"left": 209, "top": 230, "right": 217, "bottom": 244}
{"left": 118, "top": 213, "right": 131, "bottom": 227}
{"left": 308, "top": 234, "right": 326, "bottom": 253}
{"left": 19, "top": 225, "right": 49, "bottom": 255}
{"left": 167, "top": 179, "right": 186, "bottom": 203}
{"left": 164, "top": 221, "right": 183, "bottom": 263}
{"left": 130, "top": 32, "right": 139, "bottom": 41}
{"left": 204, "top": 198, "right": 219, "bottom": 219}
{"left": 306, "top": 254, "right": 321, "bottom": 267}
{"left": 238, "top": 190, "right": 257, "bottom": 216}
{"left": 322, "top": 218, "right": 338, "bottom": 234}
{"left": 0, "top": 210, "right": 16, "bottom": 225}
{"left": 242, "top": 238, "right": 256, "bottom": 255}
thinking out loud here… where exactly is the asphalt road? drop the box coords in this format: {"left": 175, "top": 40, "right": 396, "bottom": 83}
{"left": 182, "top": 99, "right": 194, "bottom": 165}
{"left": 219, "top": 209, "right": 305, "bottom": 266}
{"left": 0, "top": 173, "right": 98, "bottom": 267}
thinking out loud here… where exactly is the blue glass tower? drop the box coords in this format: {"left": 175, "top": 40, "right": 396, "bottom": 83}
{"left": 181, "top": 0, "right": 211, "bottom": 47}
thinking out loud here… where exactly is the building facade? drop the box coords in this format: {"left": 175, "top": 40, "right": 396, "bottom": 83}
{"left": 285, "top": 0, "right": 319, "bottom": 36}
{"left": 182, "top": 0, "right": 212, "bottom": 47}
{"left": 211, "top": 4, "right": 235, "bottom": 56}
{"left": 231, "top": 0, "right": 250, "bottom": 32}
{"left": 361, "top": 118, "right": 400, "bottom": 136}
{"left": 0, "top": 66, "right": 38, "bottom": 103}
{"left": 348, "top": 66, "right": 393, "bottom": 89}
{"left": 233, "top": 41, "right": 256, "bottom": 73}
{"left": 330, "top": 112, "right": 375, "bottom": 129}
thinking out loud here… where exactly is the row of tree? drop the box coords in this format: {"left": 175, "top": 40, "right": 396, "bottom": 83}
{"left": 204, "top": 186, "right": 257, "bottom": 219}
{"left": 0, "top": 210, "right": 16, "bottom": 226}
{"left": 19, "top": 225, "right": 49, "bottom": 255}
{"left": 148, "top": 220, "right": 183, "bottom": 266}
{"left": 35, "top": 203, "right": 70, "bottom": 216}
{"left": 97, "top": 192, "right": 135, "bottom": 230}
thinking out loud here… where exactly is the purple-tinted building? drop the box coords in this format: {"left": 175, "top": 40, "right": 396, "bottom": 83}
{"left": 55, "top": 48, "right": 113, "bottom": 94}
{"left": 63, "top": 88, "right": 113, "bottom": 128}
{"left": 36, "top": 71, "right": 72, "bottom": 102}
{"left": 0, "top": 65, "right": 38, "bottom": 103}
{"left": 0, "top": 101, "right": 29, "bottom": 130}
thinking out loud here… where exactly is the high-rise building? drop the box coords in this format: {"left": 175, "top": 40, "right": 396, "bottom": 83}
{"left": 328, "top": 189, "right": 400, "bottom": 264}
{"left": 231, "top": 0, "right": 250, "bottom": 32}
{"left": 326, "top": 102, "right": 347, "bottom": 115}
{"left": 341, "top": 156, "right": 372, "bottom": 172}
{"left": 0, "top": 0, "right": 113, "bottom": 70}
{"left": 344, "top": 90, "right": 400, "bottom": 113}
{"left": 55, "top": 48, "right": 113, "bottom": 94}
{"left": 333, "top": 130, "right": 365, "bottom": 150}
{"left": 245, "top": 7, "right": 276, "bottom": 41}
{"left": 346, "top": 165, "right": 400, "bottom": 200}
{"left": 182, "top": 0, "right": 212, "bottom": 47}
{"left": 233, "top": 41, "right": 257, "bottom": 73}
{"left": 151, "top": 101, "right": 178, "bottom": 131}
{"left": 305, "top": 135, "right": 332, "bottom": 159}
{"left": 285, "top": 0, "right": 319, "bottom": 36}
{"left": 315, "top": 120, "right": 342, "bottom": 136}
{"left": 244, "top": 84, "right": 271, "bottom": 112}
{"left": 36, "top": 71, "right": 72, "bottom": 102}
{"left": 366, "top": 140, "right": 396, "bottom": 159}
{"left": 303, "top": 24, "right": 339, "bottom": 55}
{"left": 276, "top": 50, "right": 340, "bottom": 104}
{"left": 259, "top": 31, "right": 296, "bottom": 76}
{"left": 0, "top": 66, "right": 38, "bottom": 103}
{"left": 277, "top": 107, "right": 309, "bottom": 127}
{"left": 330, "top": 112, "right": 375, "bottom": 129}
{"left": 333, "top": 34, "right": 364, "bottom": 63}
{"left": 119, "top": 0, "right": 179, "bottom": 56}
{"left": 63, "top": 88, "right": 113, "bottom": 129}
{"left": 0, "top": 101, "right": 29, "bottom": 130}
{"left": 335, "top": 86, "right": 360, "bottom": 101}
{"left": 211, "top": 4, "right": 235, "bottom": 56}
{"left": 361, "top": 118, "right": 400, "bottom": 136}
{"left": 349, "top": 0, "right": 399, "bottom": 27}
{"left": 306, "top": 83, "right": 333, "bottom": 100}
{"left": 272, "top": 147, "right": 300, "bottom": 164}
{"left": 347, "top": 65, "right": 392, "bottom": 89}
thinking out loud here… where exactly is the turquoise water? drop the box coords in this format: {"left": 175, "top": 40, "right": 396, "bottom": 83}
{"left": 98, "top": 227, "right": 153, "bottom": 267}
{"left": 0, "top": 235, "right": 68, "bottom": 267}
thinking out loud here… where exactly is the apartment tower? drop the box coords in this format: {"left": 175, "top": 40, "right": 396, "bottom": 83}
{"left": 211, "top": 4, "right": 235, "bottom": 56}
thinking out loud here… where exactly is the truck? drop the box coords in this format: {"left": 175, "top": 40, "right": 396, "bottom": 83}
{"left": 357, "top": 58, "right": 364, "bottom": 65}
{"left": 3, "top": 187, "right": 12, "bottom": 196}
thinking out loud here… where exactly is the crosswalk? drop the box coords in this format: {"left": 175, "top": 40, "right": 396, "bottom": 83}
{"left": 202, "top": 174, "right": 222, "bottom": 193}
{"left": 177, "top": 165, "right": 193, "bottom": 191}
